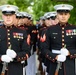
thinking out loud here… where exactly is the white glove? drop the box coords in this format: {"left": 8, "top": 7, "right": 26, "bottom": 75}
{"left": 6, "top": 49, "right": 17, "bottom": 58}
{"left": 60, "top": 48, "right": 69, "bottom": 56}
{"left": 57, "top": 55, "right": 66, "bottom": 62}
{"left": 1, "top": 55, "right": 13, "bottom": 63}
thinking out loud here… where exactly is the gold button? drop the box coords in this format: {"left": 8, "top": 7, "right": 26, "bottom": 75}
{"left": 62, "top": 39, "right": 64, "bottom": 42}
{"left": 62, "top": 27, "right": 64, "bottom": 30}
{"left": 62, "top": 31, "right": 64, "bottom": 34}
{"left": 8, "top": 33, "right": 10, "bottom": 36}
{"left": 8, "top": 42, "right": 10, "bottom": 44}
{"left": 7, "top": 29, "right": 10, "bottom": 31}
{"left": 8, "top": 38, "right": 10, "bottom": 40}
{"left": 62, "top": 43, "right": 64, "bottom": 46}
{"left": 62, "top": 35, "right": 64, "bottom": 38}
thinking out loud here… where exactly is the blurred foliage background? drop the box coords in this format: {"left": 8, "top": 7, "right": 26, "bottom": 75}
{"left": 0, "top": 0, "right": 76, "bottom": 24}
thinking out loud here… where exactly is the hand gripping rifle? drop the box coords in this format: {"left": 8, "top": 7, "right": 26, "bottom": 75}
{"left": 54, "top": 45, "right": 66, "bottom": 75}
{"left": 1, "top": 45, "right": 11, "bottom": 75}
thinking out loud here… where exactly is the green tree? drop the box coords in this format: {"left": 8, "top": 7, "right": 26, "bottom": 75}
{"left": 8, "top": 0, "right": 34, "bottom": 11}
{"left": 0, "top": 0, "right": 8, "bottom": 19}
{"left": 7, "top": 0, "right": 76, "bottom": 24}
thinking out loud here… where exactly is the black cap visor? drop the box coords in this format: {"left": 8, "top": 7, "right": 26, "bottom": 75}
{"left": 46, "top": 16, "right": 56, "bottom": 20}
{"left": 2, "top": 11, "right": 15, "bottom": 15}
{"left": 16, "top": 16, "right": 25, "bottom": 19}
{"left": 50, "top": 16, "right": 56, "bottom": 20}
{"left": 57, "top": 10, "right": 70, "bottom": 13}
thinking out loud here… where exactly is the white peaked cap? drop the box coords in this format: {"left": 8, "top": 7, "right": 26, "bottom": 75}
{"left": 54, "top": 4, "right": 73, "bottom": 11}
{"left": 0, "top": 5, "right": 19, "bottom": 12}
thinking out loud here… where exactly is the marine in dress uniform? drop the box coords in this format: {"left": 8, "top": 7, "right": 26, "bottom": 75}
{"left": 40, "top": 4, "right": 76, "bottom": 75}
{"left": 38, "top": 12, "right": 57, "bottom": 75}
{"left": 43, "top": 11, "right": 58, "bottom": 75}
{"left": 39, "top": 13, "right": 52, "bottom": 75}
{"left": 0, "top": 5, "right": 30, "bottom": 75}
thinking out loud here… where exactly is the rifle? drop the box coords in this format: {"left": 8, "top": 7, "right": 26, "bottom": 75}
{"left": 1, "top": 45, "right": 11, "bottom": 75}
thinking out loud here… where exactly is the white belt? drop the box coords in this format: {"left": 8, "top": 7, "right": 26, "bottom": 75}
{"left": 52, "top": 49, "right": 61, "bottom": 54}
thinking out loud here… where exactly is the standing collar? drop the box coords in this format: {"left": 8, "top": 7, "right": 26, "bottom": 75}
{"left": 58, "top": 22, "right": 69, "bottom": 27}
{"left": 3, "top": 24, "right": 15, "bottom": 29}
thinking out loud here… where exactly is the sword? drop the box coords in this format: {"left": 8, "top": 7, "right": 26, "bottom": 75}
{"left": 1, "top": 45, "right": 11, "bottom": 75}
{"left": 54, "top": 45, "right": 66, "bottom": 75}
{"left": 54, "top": 61, "right": 62, "bottom": 75}
{"left": 1, "top": 62, "right": 7, "bottom": 75}
{"left": 75, "top": 58, "right": 76, "bottom": 74}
